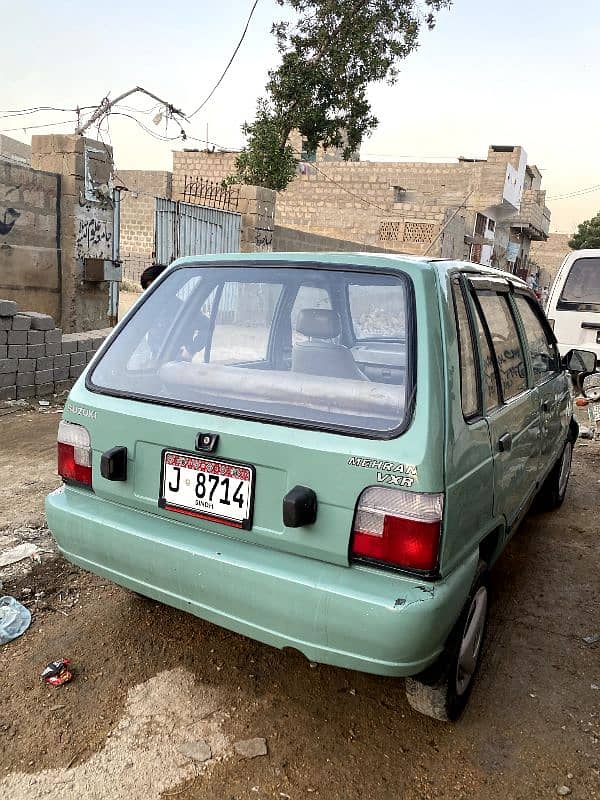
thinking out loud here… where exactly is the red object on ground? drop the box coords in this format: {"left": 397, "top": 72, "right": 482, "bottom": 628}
{"left": 41, "top": 658, "right": 73, "bottom": 687}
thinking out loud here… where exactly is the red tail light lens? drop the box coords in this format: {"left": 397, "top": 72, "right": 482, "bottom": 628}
{"left": 57, "top": 421, "right": 92, "bottom": 487}
{"left": 351, "top": 487, "right": 443, "bottom": 573}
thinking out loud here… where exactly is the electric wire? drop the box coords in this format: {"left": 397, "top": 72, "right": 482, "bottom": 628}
{"left": 188, "top": 0, "right": 260, "bottom": 118}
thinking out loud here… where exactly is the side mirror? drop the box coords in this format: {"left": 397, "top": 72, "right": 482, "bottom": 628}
{"left": 563, "top": 348, "right": 597, "bottom": 375}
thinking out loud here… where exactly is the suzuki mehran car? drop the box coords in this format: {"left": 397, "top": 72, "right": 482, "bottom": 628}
{"left": 46, "top": 253, "right": 595, "bottom": 721}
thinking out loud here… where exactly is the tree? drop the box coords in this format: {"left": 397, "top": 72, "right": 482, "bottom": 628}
{"left": 229, "top": 0, "right": 452, "bottom": 190}
{"left": 569, "top": 212, "right": 600, "bottom": 250}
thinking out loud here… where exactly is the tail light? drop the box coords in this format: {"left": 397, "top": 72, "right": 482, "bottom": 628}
{"left": 57, "top": 420, "right": 92, "bottom": 487}
{"left": 351, "top": 487, "right": 443, "bottom": 573}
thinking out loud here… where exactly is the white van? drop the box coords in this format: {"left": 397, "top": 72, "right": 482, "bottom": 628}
{"left": 546, "top": 249, "right": 600, "bottom": 359}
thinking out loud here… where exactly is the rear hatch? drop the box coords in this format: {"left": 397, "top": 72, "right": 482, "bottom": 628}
{"left": 68, "top": 256, "right": 443, "bottom": 568}
{"left": 552, "top": 254, "right": 600, "bottom": 355}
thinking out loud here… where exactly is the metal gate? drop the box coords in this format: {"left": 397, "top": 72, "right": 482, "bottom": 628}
{"left": 154, "top": 198, "right": 241, "bottom": 264}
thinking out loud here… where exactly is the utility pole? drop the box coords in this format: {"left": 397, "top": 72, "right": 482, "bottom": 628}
{"left": 75, "top": 86, "right": 186, "bottom": 136}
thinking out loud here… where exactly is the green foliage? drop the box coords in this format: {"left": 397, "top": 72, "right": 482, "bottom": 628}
{"left": 230, "top": 0, "right": 452, "bottom": 190}
{"left": 569, "top": 212, "right": 600, "bottom": 250}
{"left": 226, "top": 99, "right": 298, "bottom": 191}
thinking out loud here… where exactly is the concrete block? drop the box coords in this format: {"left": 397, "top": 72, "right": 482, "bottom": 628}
{"left": 37, "top": 356, "right": 54, "bottom": 371}
{"left": 35, "top": 369, "right": 53, "bottom": 385}
{"left": 86, "top": 351, "right": 95, "bottom": 363}
{"left": 0, "top": 372, "right": 16, "bottom": 388}
{"left": 27, "top": 344, "right": 45, "bottom": 359}
{"left": 35, "top": 382, "right": 54, "bottom": 397}
{"left": 54, "top": 380, "right": 73, "bottom": 394}
{"left": 69, "top": 365, "right": 85, "bottom": 379}
{"left": 92, "top": 336, "right": 106, "bottom": 350}
{"left": 16, "top": 372, "right": 35, "bottom": 387}
{"left": 77, "top": 336, "right": 93, "bottom": 351}
{"left": 8, "top": 330, "right": 27, "bottom": 345}
{"left": 53, "top": 367, "right": 69, "bottom": 381}
{"left": 0, "top": 318, "right": 12, "bottom": 331}
{"left": 0, "top": 346, "right": 6, "bottom": 359}
{"left": 17, "top": 358, "right": 36, "bottom": 373}
{"left": 45, "top": 328, "right": 63, "bottom": 343}
{"left": 22, "top": 311, "right": 54, "bottom": 331}
{"left": 54, "top": 354, "right": 70, "bottom": 369}
{"left": 11, "top": 314, "right": 31, "bottom": 331}
{"left": 27, "top": 330, "right": 45, "bottom": 345}
{"left": 0, "top": 331, "right": 6, "bottom": 345}
{"left": 0, "top": 300, "right": 18, "bottom": 316}
{"left": 0, "top": 386, "right": 17, "bottom": 401}
{"left": 45, "top": 342, "right": 62, "bottom": 356}
{"left": 0, "top": 358, "right": 18, "bottom": 374}
{"left": 16, "top": 385, "right": 36, "bottom": 400}
{"left": 61, "top": 338, "right": 78, "bottom": 354}
{"left": 8, "top": 345, "right": 27, "bottom": 359}
{"left": 70, "top": 351, "right": 86, "bottom": 367}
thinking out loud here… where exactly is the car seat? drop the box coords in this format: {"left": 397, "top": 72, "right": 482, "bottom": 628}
{"left": 292, "top": 308, "right": 367, "bottom": 380}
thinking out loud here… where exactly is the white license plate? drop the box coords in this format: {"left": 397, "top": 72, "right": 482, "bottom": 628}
{"left": 160, "top": 450, "right": 255, "bottom": 529}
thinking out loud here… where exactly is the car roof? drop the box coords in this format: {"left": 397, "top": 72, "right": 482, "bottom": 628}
{"left": 171, "top": 251, "right": 527, "bottom": 286}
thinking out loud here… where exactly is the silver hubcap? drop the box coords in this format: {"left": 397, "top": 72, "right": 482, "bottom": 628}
{"left": 456, "top": 586, "right": 488, "bottom": 696}
{"left": 558, "top": 442, "right": 572, "bottom": 497}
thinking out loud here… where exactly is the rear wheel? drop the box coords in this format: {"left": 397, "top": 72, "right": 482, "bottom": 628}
{"left": 405, "top": 561, "right": 489, "bottom": 722}
{"left": 536, "top": 439, "right": 572, "bottom": 512}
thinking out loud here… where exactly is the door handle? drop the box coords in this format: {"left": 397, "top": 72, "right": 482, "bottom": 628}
{"left": 542, "top": 400, "right": 551, "bottom": 413}
{"left": 498, "top": 433, "right": 512, "bottom": 452}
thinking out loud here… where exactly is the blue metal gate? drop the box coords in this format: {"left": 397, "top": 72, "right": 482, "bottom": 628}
{"left": 154, "top": 198, "right": 241, "bottom": 264}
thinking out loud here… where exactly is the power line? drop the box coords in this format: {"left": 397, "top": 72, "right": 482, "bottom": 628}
{"left": 548, "top": 184, "right": 600, "bottom": 201}
{"left": 0, "top": 118, "right": 77, "bottom": 133}
{"left": 188, "top": 0, "right": 260, "bottom": 118}
{"left": 0, "top": 105, "right": 95, "bottom": 118}
{"left": 109, "top": 112, "right": 184, "bottom": 142}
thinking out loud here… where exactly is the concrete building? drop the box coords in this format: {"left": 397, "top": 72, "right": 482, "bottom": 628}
{"left": 172, "top": 143, "right": 550, "bottom": 278}
{"left": 0, "top": 134, "right": 31, "bottom": 166}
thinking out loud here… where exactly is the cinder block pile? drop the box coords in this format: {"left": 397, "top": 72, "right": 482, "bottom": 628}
{"left": 0, "top": 299, "right": 110, "bottom": 402}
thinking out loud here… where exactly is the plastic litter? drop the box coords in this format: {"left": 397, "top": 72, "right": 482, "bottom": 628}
{"left": 0, "top": 543, "right": 40, "bottom": 568}
{"left": 41, "top": 658, "right": 73, "bottom": 687}
{"left": 0, "top": 596, "right": 32, "bottom": 644}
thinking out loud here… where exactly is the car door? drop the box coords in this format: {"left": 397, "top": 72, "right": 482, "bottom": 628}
{"left": 468, "top": 278, "right": 541, "bottom": 530}
{"left": 512, "top": 292, "right": 570, "bottom": 471}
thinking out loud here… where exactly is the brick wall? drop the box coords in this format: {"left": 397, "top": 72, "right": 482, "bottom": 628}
{"left": 0, "top": 161, "right": 61, "bottom": 319}
{"left": 0, "top": 135, "right": 31, "bottom": 165}
{"left": 0, "top": 298, "right": 109, "bottom": 402}
{"left": 169, "top": 146, "right": 548, "bottom": 263}
{"left": 530, "top": 233, "right": 573, "bottom": 287}
{"left": 118, "top": 170, "right": 173, "bottom": 283}
{"left": 273, "top": 225, "right": 404, "bottom": 254}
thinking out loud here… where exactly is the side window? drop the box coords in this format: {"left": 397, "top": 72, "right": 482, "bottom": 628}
{"left": 452, "top": 282, "right": 479, "bottom": 418}
{"left": 513, "top": 295, "right": 560, "bottom": 384}
{"left": 472, "top": 302, "right": 500, "bottom": 412}
{"left": 348, "top": 282, "right": 406, "bottom": 339}
{"left": 477, "top": 291, "right": 527, "bottom": 400}
{"left": 208, "top": 282, "right": 283, "bottom": 364}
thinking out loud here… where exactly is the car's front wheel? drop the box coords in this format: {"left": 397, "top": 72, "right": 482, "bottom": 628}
{"left": 405, "top": 561, "right": 489, "bottom": 722}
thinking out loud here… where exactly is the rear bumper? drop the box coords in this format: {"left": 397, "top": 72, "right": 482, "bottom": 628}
{"left": 45, "top": 486, "right": 477, "bottom": 677}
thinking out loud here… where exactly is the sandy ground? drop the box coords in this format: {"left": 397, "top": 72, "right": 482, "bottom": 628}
{"left": 0, "top": 405, "right": 599, "bottom": 800}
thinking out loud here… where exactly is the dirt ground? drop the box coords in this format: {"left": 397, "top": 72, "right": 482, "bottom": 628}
{"left": 0, "top": 404, "right": 598, "bottom": 800}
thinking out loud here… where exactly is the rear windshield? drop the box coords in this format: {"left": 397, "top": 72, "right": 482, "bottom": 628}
{"left": 559, "top": 257, "right": 600, "bottom": 310}
{"left": 90, "top": 264, "right": 413, "bottom": 436}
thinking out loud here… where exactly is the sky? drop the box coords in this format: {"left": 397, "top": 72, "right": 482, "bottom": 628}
{"left": 1, "top": 0, "right": 599, "bottom": 233}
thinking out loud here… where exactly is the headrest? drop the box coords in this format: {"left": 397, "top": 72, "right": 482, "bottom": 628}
{"left": 296, "top": 308, "right": 340, "bottom": 339}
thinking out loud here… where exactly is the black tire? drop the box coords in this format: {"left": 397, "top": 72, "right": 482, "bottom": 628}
{"left": 405, "top": 561, "right": 489, "bottom": 722}
{"left": 535, "top": 439, "right": 573, "bottom": 512}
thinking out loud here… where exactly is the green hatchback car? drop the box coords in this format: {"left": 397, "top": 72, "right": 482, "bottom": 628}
{"left": 45, "top": 253, "right": 595, "bottom": 720}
